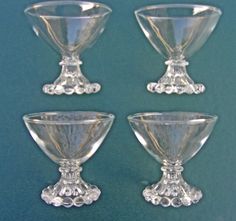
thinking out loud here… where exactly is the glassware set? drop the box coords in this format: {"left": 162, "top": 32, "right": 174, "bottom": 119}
{"left": 23, "top": 1, "right": 221, "bottom": 208}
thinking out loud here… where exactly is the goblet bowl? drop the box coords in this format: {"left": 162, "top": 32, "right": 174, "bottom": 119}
{"left": 128, "top": 112, "right": 217, "bottom": 207}
{"left": 25, "top": 1, "right": 112, "bottom": 95}
{"left": 135, "top": 4, "right": 222, "bottom": 94}
{"left": 23, "top": 111, "right": 114, "bottom": 207}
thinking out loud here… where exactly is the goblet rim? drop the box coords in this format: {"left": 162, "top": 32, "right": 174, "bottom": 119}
{"left": 23, "top": 111, "right": 115, "bottom": 125}
{"left": 135, "top": 4, "right": 222, "bottom": 19}
{"left": 128, "top": 111, "right": 218, "bottom": 125}
{"left": 24, "top": 0, "right": 112, "bottom": 19}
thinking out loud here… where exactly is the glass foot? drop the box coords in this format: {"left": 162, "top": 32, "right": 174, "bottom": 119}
{"left": 147, "top": 60, "right": 205, "bottom": 94}
{"left": 41, "top": 181, "right": 101, "bottom": 208}
{"left": 147, "top": 82, "right": 205, "bottom": 94}
{"left": 43, "top": 56, "right": 101, "bottom": 95}
{"left": 43, "top": 83, "right": 101, "bottom": 95}
{"left": 41, "top": 162, "right": 101, "bottom": 208}
{"left": 143, "top": 165, "right": 202, "bottom": 207}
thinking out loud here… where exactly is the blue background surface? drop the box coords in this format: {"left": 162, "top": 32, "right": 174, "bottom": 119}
{"left": 0, "top": 0, "right": 235, "bottom": 220}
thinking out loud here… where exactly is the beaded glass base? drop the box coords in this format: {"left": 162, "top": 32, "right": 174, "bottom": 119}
{"left": 143, "top": 166, "right": 202, "bottom": 207}
{"left": 43, "top": 56, "right": 101, "bottom": 95}
{"left": 42, "top": 164, "right": 101, "bottom": 208}
{"left": 147, "top": 60, "right": 205, "bottom": 94}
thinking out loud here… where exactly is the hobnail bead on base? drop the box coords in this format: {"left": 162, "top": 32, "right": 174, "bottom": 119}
{"left": 147, "top": 60, "right": 205, "bottom": 94}
{"left": 143, "top": 165, "right": 202, "bottom": 207}
{"left": 41, "top": 161, "right": 101, "bottom": 208}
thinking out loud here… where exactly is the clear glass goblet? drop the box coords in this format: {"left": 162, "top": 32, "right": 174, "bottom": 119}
{"left": 128, "top": 112, "right": 217, "bottom": 207}
{"left": 23, "top": 111, "right": 114, "bottom": 207}
{"left": 135, "top": 4, "right": 222, "bottom": 94}
{"left": 25, "top": 1, "right": 112, "bottom": 95}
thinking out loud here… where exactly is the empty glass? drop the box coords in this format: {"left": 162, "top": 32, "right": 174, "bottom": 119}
{"left": 135, "top": 4, "right": 222, "bottom": 94}
{"left": 25, "top": 1, "right": 112, "bottom": 95}
{"left": 128, "top": 112, "right": 217, "bottom": 207}
{"left": 23, "top": 111, "right": 115, "bottom": 207}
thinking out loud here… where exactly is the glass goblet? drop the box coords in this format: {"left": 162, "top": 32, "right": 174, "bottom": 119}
{"left": 128, "top": 112, "right": 217, "bottom": 207}
{"left": 135, "top": 4, "right": 222, "bottom": 94}
{"left": 23, "top": 111, "right": 115, "bottom": 207}
{"left": 25, "top": 1, "right": 112, "bottom": 95}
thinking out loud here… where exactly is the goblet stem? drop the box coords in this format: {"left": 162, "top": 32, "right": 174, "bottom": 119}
{"left": 41, "top": 160, "right": 101, "bottom": 208}
{"left": 147, "top": 59, "right": 205, "bottom": 94}
{"left": 43, "top": 55, "right": 101, "bottom": 95}
{"left": 143, "top": 164, "right": 202, "bottom": 207}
